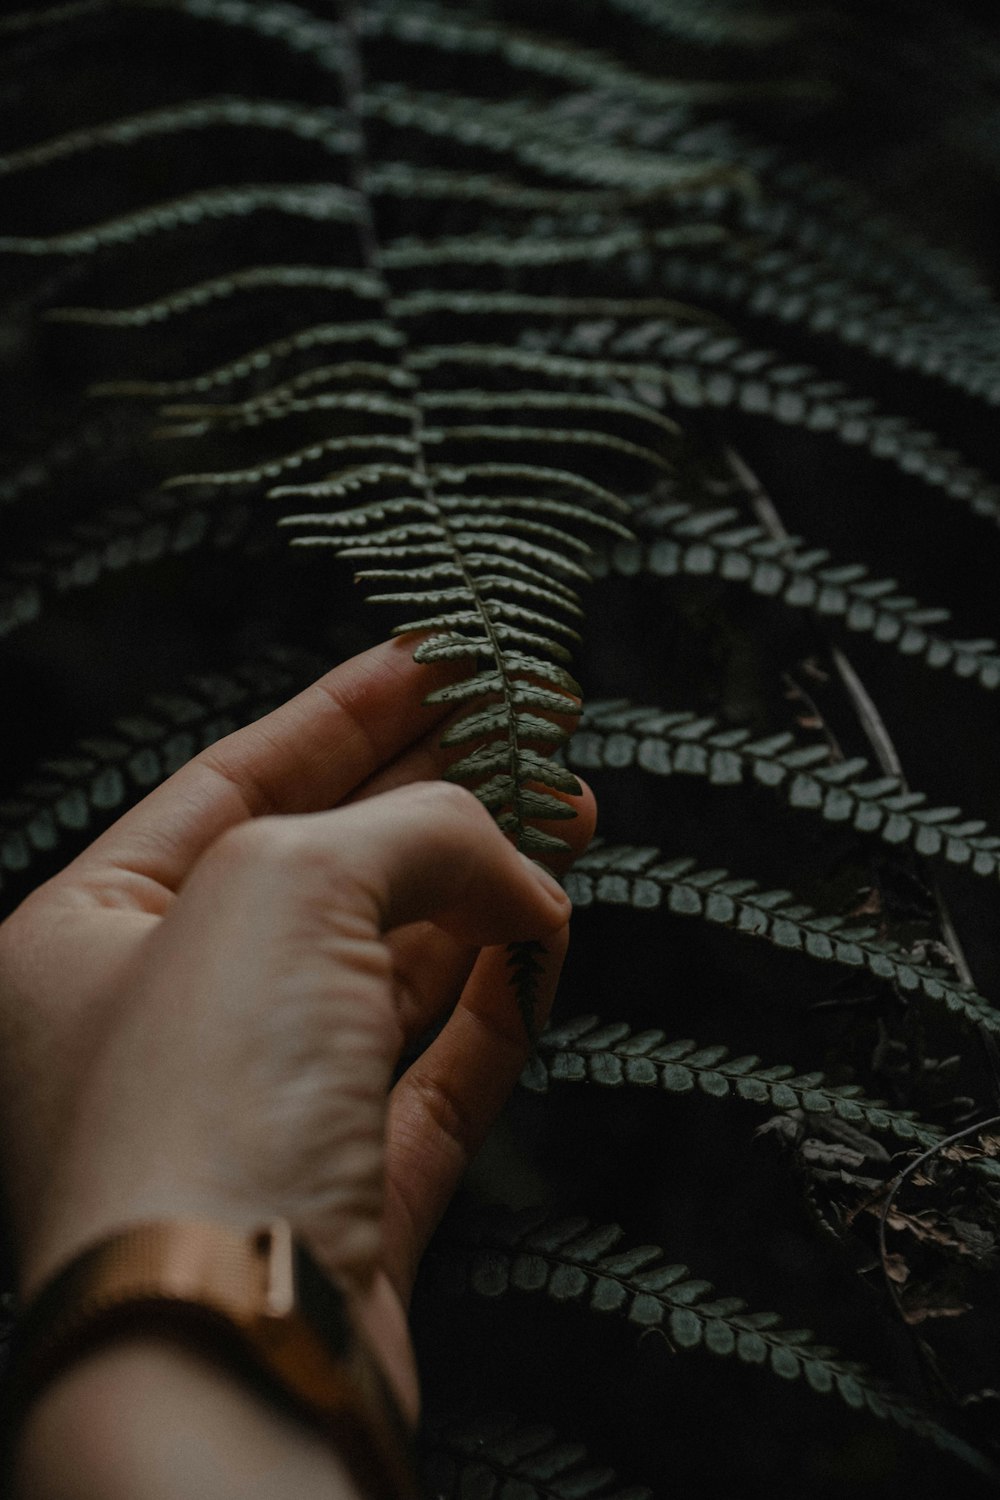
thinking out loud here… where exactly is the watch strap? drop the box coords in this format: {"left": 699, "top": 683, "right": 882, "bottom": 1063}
{"left": 7, "top": 1220, "right": 422, "bottom": 1500}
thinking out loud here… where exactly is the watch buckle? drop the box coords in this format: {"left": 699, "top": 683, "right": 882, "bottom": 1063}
{"left": 255, "top": 1219, "right": 296, "bottom": 1321}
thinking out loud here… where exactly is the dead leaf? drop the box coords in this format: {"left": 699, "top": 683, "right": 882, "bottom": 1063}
{"left": 883, "top": 1252, "right": 910, "bottom": 1285}
{"left": 901, "top": 1287, "right": 972, "bottom": 1325}
{"left": 850, "top": 888, "right": 882, "bottom": 919}
{"left": 874, "top": 1205, "right": 969, "bottom": 1254}
{"left": 904, "top": 1300, "right": 971, "bottom": 1325}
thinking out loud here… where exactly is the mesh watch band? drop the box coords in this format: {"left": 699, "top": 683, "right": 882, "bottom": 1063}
{"left": 7, "top": 1219, "right": 422, "bottom": 1500}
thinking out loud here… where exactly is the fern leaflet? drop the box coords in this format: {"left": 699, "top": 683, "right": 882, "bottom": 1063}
{"left": 423, "top": 1411, "right": 651, "bottom": 1500}
{"left": 595, "top": 504, "right": 1000, "bottom": 692}
{"left": 570, "top": 701, "right": 1000, "bottom": 882}
{"left": 567, "top": 844, "right": 1000, "bottom": 1036}
{"left": 435, "top": 1215, "right": 995, "bottom": 1477}
{"left": 522, "top": 1014, "right": 943, "bottom": 1147}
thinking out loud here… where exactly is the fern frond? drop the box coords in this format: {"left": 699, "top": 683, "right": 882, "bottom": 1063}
{"left": 0, "top": 98, "right": 357, "bottom": 176}
{"left": 157, "top": 361, "right": 413, "bottom": 422}
{"left": 570, "top": 702, "right": 1000, "bottom": 881}
{"left": 0, "top": 184, "right": 363, "bottom": 256}
{"left": 48, "top": 266, "right": 383, "bottom": 327}
{"left": 438, "top": 1216, "right": 994, "bottom": 1477}
{"left": 522, "top": 1014, "right": 943, "bottom": 1147}
{"left": 228, "top": 162, "right": 648, "bottom": 865}
{"left": 602, "top": 0, "right": 812, "bottom": 47}
{"left": 420, "top": 425, "right": 671, "bottom": 475}
{"left": 596, "top": 504, "right": 1000, "bottom": 691}
{"left": 379, "top": 224, "right": 726, "bottom": 273}
{"left": 657, "top": 240, "right": 1000, "bottom": 408}
{"left": 156, "top": 390, "right": 413, "bottom": 440}
{"left": 91, "top": 323, "right": 404, "bottom": 399}
{"left": 0, "top": 0, "right": 351, "bottom": 75}
{"left": 0, "top": 491, "right": 256, "bottom": 642}
{"left": 361, "top": 85, "right": 742, "bottom": 196}
{"left": 567, "top": 844, "right": 1000, "bottom": 1036}
{"left": 278, "top": 462, "right": 632, "bottom": 514}
{"left": 361, "top": 0, "right": 804, "bottom": 111}
{"left": 423, "top": 1411, "right": 651, "bottom": 1500}
{"left": 368, "top": 165, "right": 671, "bottom": 216}
{"left": 0, "top": 650, "right": 317, "bottom": 900}
{"left": 526, "top": 319, "right": 1000, "bottom": 526}
{"left": 391, "top": 292, "right": 723, "bottom": 326}
{"left": 737, "top": 145, "right": 998, "bottom": 321}
{"left": 163, "top": 436, "right": 420, "bottom": 491}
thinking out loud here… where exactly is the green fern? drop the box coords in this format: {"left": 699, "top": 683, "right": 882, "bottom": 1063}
{"left": 655, "top": 235, "right": 1000, "bottom": 408}
{"left": 567, "top": 844, "right": 1000, "bottom": 1036}
{"left": 0, "top": 491, "right": 256, "bottom": 644}
{"left": 0, "top": 0, "right": 354, "bottom": 71}
{"left": 359, "top": 0, "right": 811, "bottom": 112}
{"left": 436, "top": 1214, "right": 995, "bottom": 1477}
{"left": 600, "top": 0, "right": 813, "bottom": 47}
{"left": 595, "top": 504, "right": 1000, "bottom": 692}
{"left": 0, "top": 97, "right": 359, "bottom": 176}
{"left": 5, "top": 0, "right": 1000, "bottom": 1484}
{"left": 522, "top": 1014, "right": 943, "bottom": 1148}
{"left": 516, "top": 319, "right": 1000, "bottom": 526}
{"left": 6, "top": 11, "right": 737, "bottom": 855}
{"left": 0, "top": 649, "right": 319, "bottom": 901}
{"left": 570, "top": 701, "right": 1000, "bottom": 881}
{"left": 423, "top": 1412, "right": 651, "bottom": 1500}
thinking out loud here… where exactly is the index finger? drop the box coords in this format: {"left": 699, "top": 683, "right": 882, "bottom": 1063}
{"left": 72, "top": 637, "right": 457, "bottom": 895}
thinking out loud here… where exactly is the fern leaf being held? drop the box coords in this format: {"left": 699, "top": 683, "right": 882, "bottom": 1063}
{"left": 277, "top": 453, "right": 633, "bottom": 859}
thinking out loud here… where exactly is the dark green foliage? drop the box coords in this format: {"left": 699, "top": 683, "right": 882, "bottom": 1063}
{"left": 514, "top": 321, "right": 1000, "bottom": 526}
{"left": 566, "top": 844, "right": 1000, "bottom": 1036}
{"left": 522, "top": 1015, "right": 943, "bottom": 1147}
{"left": 423, "top": 1412, "right": 652, "bottom": 1500}
{"left": 4, "top": 0, "right": 1000, "bottom": 1493}
{"left": 570, "top": 702, "right": 1000, "bottom": 881}
{"left": 0, "top": 649, "right": 319, "bottom": 894}
{"left": 595, "top": 504, "right": 1000, "bottom": 692}
{"left": 434, "top": 1214, "right": 995, "bottom": 1476}
{"left": 0, "top": 490, "right": 257, "bottom": 642}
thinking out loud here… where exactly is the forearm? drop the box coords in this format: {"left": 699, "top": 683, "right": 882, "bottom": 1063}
{"left": 13, "top": 1338, "right": 365, "bottom": 1500}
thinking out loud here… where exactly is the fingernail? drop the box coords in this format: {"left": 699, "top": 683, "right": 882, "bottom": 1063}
{"left": 519, "top": 853, "right": 568, "bottom": 906}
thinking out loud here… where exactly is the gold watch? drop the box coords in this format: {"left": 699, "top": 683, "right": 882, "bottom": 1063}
{"left": 6, "top": 1218, "right": 422, "bottom": 1499}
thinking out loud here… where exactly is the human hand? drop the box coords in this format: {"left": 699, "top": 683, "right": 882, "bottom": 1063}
{"left": 0, "top": 638, "right": 595, "bottom": 1423}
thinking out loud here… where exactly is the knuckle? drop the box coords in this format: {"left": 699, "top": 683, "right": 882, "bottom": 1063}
{"left": 208, "top": 815, "right": 304, "bottom": 876}
{"left": 415, "top": 779, "right": 489, "bottom": 826}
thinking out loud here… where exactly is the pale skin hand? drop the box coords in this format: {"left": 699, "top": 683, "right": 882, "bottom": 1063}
{"left": 0, "top": 636, "right": 595, "bottom": 1490}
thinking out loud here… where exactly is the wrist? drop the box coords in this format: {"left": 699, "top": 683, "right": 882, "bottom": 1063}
{"left": 9, "top": 1216, "right": 423, "bottom": 1497}
{"left": 14, "top": 1336, "right": 366, "bottom": 1500}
